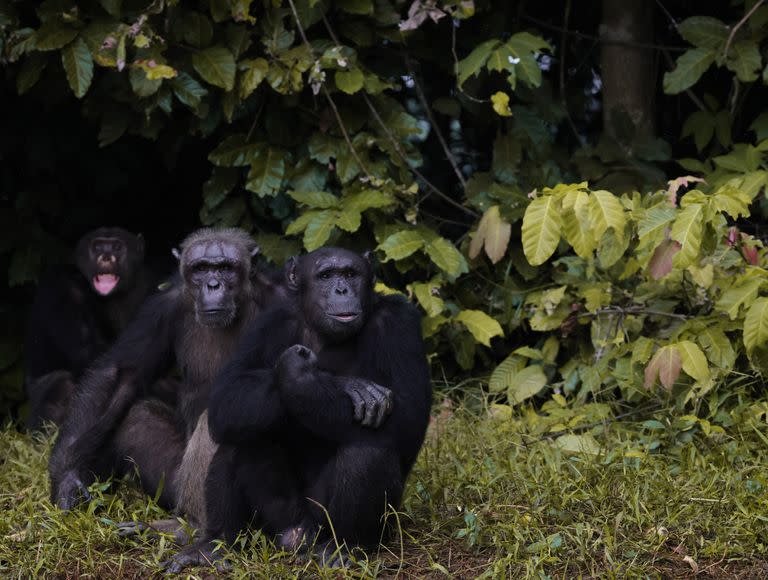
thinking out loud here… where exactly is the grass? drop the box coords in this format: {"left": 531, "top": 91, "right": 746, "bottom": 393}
{"left": 2, "top": 394, "right": 768, "bottom": 578}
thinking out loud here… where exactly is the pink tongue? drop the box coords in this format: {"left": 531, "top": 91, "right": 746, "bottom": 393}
{"left": 93, "top": 274, "right": 119, "bottom": 295}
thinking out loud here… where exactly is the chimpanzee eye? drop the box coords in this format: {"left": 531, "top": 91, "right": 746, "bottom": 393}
{"left": 320, "top": 271, "right": 332, "bottom": 280}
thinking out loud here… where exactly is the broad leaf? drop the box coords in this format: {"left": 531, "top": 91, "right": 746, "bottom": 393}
{"left": 469, "top": 205, "right": 511, "bottom": 264}
{"left": 335, "top": 209, "right": 361, "bottom": 232}
{"left": 676, "top": 340, "right": 710, "bottom": 383}
{"left": 209, "top": 135, "right": 261, "bottom": 166}
{"left": 489, "top": 354, "right": 526, "bottom": 393}
{"left": 335, "top": 68, "right": 364, "bottom": 94}
{"left": 61, "top": 37, "right": 93, "bottom": 98}
{"left": 663, "top": 48, "right": 715, "bottom": 95}
{"left": 171, "top": 72, "right": 208, "bottom": 109}
{"left": 589, "top": 190, "right": 626, "bottom": 240}
{"left": 670, "top": 202, "right": 703, "bottom": 268}
{"left": 726, "top": 41, "right": 761, "bottom": 83}
{"left": 289, "top": 191, "right": 339, "bottom": 209}
{"left": 246, "top": 147, "right": 286, "bottom": 197}
{"left": 303, "top": 210, "right": 336, "bottom": 251}
{"left": 425, "top": 236, "right": 468, "bottom": 278}
{"left": 411, "top": 282, "right": 445, "bottom": 317}
{"left": 342, "top": 190, "right": 394, "bottom": 212}
{"left": 678, "top": 16, "right": 727, "bottom": 49}
{"left": 716, "top": 277, "right": 764, "bottom": 319}
{"left": 522, "top": 194, "right": 562, "bottom": 266}
{"left": 455, "top": 309, "right": 504, "bottom": 347}
{"left": 507, "top": 365, "right": 547, "bottom": 404}
{"left": 644, "top": 345, "right": 682, "bottom": 390}
{"left": 744, "top": 297, "right": 768, "bottom": 354}
{"left": 698, "top": 327, "right": 735, "bottom": 369}
{"left": 554, "top": 434, "right": 600, "bottom": 455}
{"left": 192, "top": 46, "right": 236, "bottom": 90}
{"left": 34, "top": 22, "right": 78, "bottom": 51}
{"left": 378, "top": 230, "right": 425, "bottom": 261}
{"left": 457, "top": 39, "right": 500, "bottom": 86}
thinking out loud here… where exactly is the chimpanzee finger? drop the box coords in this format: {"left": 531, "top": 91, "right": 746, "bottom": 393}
{"left": 360, "top": 388, "right": 378, "bottom": 427}
{"left": 363, "top": 384, "right": 388, "bottom": 428}
{"left": 349, "top": 388, "right": 365, "bottom": 422}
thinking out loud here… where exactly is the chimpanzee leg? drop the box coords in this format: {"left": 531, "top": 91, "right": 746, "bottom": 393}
{"left": 26, "top": 371, "right": 77, "bottom": 430}
{"left": 111, "top": 398, "right": 185, "bottom": 508}
{"left": 306, "top": 446, "right": 403, "bottom": 548}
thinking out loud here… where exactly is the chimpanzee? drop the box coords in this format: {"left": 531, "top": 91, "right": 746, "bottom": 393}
{"left": 25, "top": 227, "right": 152, "bottom": 430}
{"left": 166, "top": 247, "right": 432, "bottom": 571}
{"left": 48, "top": 230, "right": 389, "bottom": 539}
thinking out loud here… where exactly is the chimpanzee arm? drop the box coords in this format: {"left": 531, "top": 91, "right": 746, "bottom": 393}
{"left": 48, "top": 289, "right": 179, "bottom": 508}
{"left": 278, "top": 297, "right": 431, "bottom": 450}
{"left": 207, "top": 309, "right": 297, "bottom": 446}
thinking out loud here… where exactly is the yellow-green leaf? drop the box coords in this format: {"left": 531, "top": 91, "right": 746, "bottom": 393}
{"left": 335, "top": 68, "right": 364, "bottom": 95}
{"left": 589, "top": 190, "right": 626, "bottom": 241}
{"left": 192, "top": 46, "right": 236, "bottom": 90}
{"left": 507, "top": 365, "right": 547, "bottom": 405}
{"left": 522, "top": 194, "right": 562, "bottom": 266}
{"left": 489, "top": 354, "right": 526, "bottom": 393}
{"left": 469, "top": 205, "right": 511, "bottom": 264}
{"left": 644, "top": 345, "right": 681, "bottom": 390}
{"left": 744, "top": 297, "right": 768, "bottom": 354}
{"left": 455, "top": 309, "right": 504, "bottom": 347}
{"left": 676, "top": 340, "right": 710, "bottom": 383}
{"left": 670, "top": 202, "right": 704, "bottom": 268}
{"left": 715, "top": 277, "right": 763, "bottom": 319}
{"left": 335, "top": 209, "right": 361, "bottom": 232}
{"left": 425, "top": 236, "right": 468, "bottom": 278}
{"left": 553, "top": 433, "right": 601, "bottom": 455}
{"left": 411, "top": 282, "right": 445, "bottom": 317}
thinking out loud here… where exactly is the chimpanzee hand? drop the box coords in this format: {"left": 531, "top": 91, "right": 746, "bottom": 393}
{"left": 341, "top": 378, "right": 393, "bottom": 428}
{"left": 276, "top": 344, "right": 318, "bottom": 385}
{"left": 54, "top": 470, "right": 91, "bottom": 511}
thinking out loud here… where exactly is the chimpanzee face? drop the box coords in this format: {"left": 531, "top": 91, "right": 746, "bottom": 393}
{"left": 181, "top": 240, "right": 247, "bottom": 327}
{"left": 290, "top": 248, "right": 373, "bottom": 342}
{"left": 75, "top": 228, "right": 144, "bottom": 297}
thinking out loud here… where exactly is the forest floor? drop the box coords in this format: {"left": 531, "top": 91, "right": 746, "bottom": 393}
{"left": 2, "top": 394, "right": 768, "bottom": 579}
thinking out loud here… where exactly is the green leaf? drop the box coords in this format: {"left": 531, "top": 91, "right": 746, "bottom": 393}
{"left": 457, "top": 39, "right": 500, "bottom": 86}
{"left": 303, "top": 210, "right": 337, "bottom": 251}
{"left": 209, "top": 135, "right": 261, "bottom": 166}
{"left": 455, "top": 309, "right": 504, "bottom": 347}
{"left": 663, "top": 48, "right": 715, "bottom": 95}
{"left": 670, "top": 202, "right": 704, "bottom": 268}
{"left": 289, "top": 191, "right": 339, "bottom": 209}
{"left": 129, "top": 67, "right": 161, "bottom": 97}
{"left": 34, "top": 22, "right": 78, "bottom": 51}
{"left": 489, "top": 354, "right": 526, "bottom": 393}
{"left": 506, "top": 365, "right": 547, "bottom": 404}
{"left": 192, "top": 46, "right": 236, "bottom": 90}
{"left": 285, "top": 211, "right": 320, "bottom": 236}
{"left": 171, "top": 72, "right": 208, "bottom": 109}
{"left": 246, "top": 147, "right": 286, "bottom": 197}
{"left": 61, "top": 37, "right": 94, "bottom": 98}
{"left": 744, "top": 297, "right": 768, "bottom": 354}
{"left": 378, "top": 230, "right": 425, "bottom": 261}
{"left": 506, "top": 31, "right": 551, "bottom": 54}
{"left": 676, "top": 340, "right": 710, "bottom": 383}
{"left": 716, "top": 277, "right": 763, "bottom": 319}
{"left": 425, "top": 236, "right": 468, "bottom": 278}
{"left": 16, "top": 53, "right": 47, "bottom": 95}
{"left": 561, "top": 190, "right": 595, "bottom": 258}
{"left": 726, "top": 41, "right": 762, "bottom": 82}
{"left": 337, "top": 0, "right": 373, "bottom": 15}
{"left": 183, "top": 11, "right": 214, "bottom": 48}
{"left": 522, "top": 194, "right": 562, "bottom": 266}
{"left": 678, "top": 16, "right": 727, "bottom": 49}
{"left": 100, "top": 0, "right": 122, "bottom": 17}
{"left": 638, "top": 204, "right": 677, "bottom": 246}
{"left": 335, "top": 68, "right": 365, "bottom": 94}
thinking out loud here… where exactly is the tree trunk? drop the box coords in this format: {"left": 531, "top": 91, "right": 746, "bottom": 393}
{"left": 600, "top": 0, "right": 656, "bottom": 140}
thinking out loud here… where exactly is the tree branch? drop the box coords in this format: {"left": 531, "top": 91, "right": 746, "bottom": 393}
{"left": 724, "top": 0, "right": 766, "bottom": 59}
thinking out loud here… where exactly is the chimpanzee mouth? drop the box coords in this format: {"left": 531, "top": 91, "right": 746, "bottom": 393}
{"left": 329, "top": 312, "right": 360, "bottom": 322}
{"left": 93, "top": 274, "right": 119, "bottom": 296}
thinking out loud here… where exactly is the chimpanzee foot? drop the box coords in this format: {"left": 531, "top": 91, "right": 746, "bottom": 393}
{"left": 161, "top": 540, "right": 228, "bottom": 574}
{"left": 275, "top": 525, "right": 309, "bottom": 551}
{"left": 55, "top": 471, "right": 91, "bottom": 511}
{"left": 116, "top": 517, "right": 193, "bottom": 545}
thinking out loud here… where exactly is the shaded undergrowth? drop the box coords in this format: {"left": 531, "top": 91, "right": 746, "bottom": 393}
{"left": 2, "top": 396, "right": 768, "bottom": 578}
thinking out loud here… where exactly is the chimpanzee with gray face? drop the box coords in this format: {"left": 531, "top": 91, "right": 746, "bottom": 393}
{"left": 25, "top": 227, "right": 152, "bottom": 430}
{"left": 166, "top": 247, "right": 432, "bottom": 571}
{"left": 47, "top": 231, "right": 389, "bottom": 545}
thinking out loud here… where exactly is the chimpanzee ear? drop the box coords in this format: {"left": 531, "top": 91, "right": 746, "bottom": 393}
{"left": 285, "top": 256, "right": 299, "bottom": 290}
{"left": 171, "top": 248, "right": 181, "bottom": 261}
{"left": 362, "top": 250, "right": 376, "bottom": 287}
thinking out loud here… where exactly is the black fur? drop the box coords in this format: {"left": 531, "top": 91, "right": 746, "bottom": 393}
{"left": 25, "top": 227, "right": 151, "bottom": 430}
{"left": 47, "top": 228, "right": 286, "bottom": 519}
{"left": 190, "top": 248, "right": 432, "bottom": 564}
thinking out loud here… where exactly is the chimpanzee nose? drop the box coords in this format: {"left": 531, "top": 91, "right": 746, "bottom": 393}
{"left": 207, "top": 279, "right": 221, "bottom": 290}
{"left": 335, "top": 285, "right": 348, "bottom": 295}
